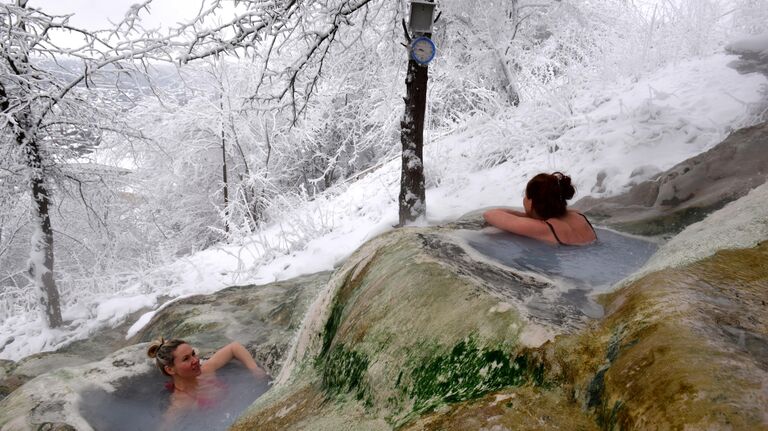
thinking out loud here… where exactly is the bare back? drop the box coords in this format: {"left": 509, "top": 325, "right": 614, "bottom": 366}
{"left": 542, "top": 210, "right": 596, "bottom": 245}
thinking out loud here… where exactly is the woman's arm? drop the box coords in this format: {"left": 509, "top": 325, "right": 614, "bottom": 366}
{"left": 497, "top": 208, "right": 528, "bottom": 217}
{"left": 483, "top": 209, "right": 553, "bottom": 242}
{"left": 201, "top": 342, "right": 266, "bottom": 377}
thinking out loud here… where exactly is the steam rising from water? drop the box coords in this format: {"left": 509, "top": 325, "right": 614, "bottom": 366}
{"left": 80, "top": 364, "right": 270, "bottom": 431}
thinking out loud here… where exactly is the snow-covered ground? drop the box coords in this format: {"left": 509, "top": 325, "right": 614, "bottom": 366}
{"left": 1, "top": 50, "right": 766, "bottom": 361}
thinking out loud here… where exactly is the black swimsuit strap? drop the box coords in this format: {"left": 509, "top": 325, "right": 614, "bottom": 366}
{"left": 577, "top": 212, "right": 597, "bottom": 235}
{"left": 545, "top": 213, "right": 596, "bottom": 245}
{"left": 544, "top": 221, "right": 566, "bottom": 245}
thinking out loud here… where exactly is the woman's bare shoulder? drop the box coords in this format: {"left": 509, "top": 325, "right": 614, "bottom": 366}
{"left": 557, "top": 211, "right": 596, "bottom": 244}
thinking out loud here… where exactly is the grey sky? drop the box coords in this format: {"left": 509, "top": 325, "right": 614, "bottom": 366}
{"left": 31, "top": 0, "right": 203, "bottom": 30}
{"left": 29, "top": 0, "right": 245, "bottom": 48}
{"left": 31, "top": 0, "right": 677, "bottom": 32}
{"left": 28, "top": 0, "right": 681, "bottom": 48}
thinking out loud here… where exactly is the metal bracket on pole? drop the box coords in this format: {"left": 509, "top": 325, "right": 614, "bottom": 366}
{"left": 408, "top": 0, "right": 436, "bottom": 35}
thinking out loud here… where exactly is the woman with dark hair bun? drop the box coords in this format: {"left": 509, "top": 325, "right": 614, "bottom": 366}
{"left": 483, "top": 172, "right": 597, "bottom": 245}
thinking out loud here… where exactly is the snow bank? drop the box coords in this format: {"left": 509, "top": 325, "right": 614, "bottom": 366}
{"left": 429, "top": 53, "right": 767, "bottom": 222}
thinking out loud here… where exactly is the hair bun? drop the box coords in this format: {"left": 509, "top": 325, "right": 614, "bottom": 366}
{"left": 559, "top": 174, "right": 575, "bottom": 200}
{"left": 147, "top": 337, "right": 165, "bottom": 358}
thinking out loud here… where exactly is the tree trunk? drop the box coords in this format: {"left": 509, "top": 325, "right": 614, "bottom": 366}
{"left": 21, "top": 129, "right": 63, "bottom": 328}
{"left": 220, "top": 97, "right": 229, "bottom": 234}
{"left": 497, "top": 54, "right": 520, "bottom": 107}
{"left": 398, "top": 53, "right": 429, "bottom": 226}
{"left": 253, "top": 125, "right": 273, "bottom": 226}
{"left": 3, "top": 10, "right": 62, "bottom": 327}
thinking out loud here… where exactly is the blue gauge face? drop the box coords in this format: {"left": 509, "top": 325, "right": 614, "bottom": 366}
{"left": 410, "top": 36, "right": 436, "bottom": 65}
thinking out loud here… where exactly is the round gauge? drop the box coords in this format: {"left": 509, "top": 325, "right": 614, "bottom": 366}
{"left": 410, "top": 36, "right": 436, "bottom": 65}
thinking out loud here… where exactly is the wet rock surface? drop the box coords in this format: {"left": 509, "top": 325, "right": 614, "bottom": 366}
{"left": 2, "top": 219, "right": 767, "bottom": 430}
{"left": 394, "top": 234, "right": 768, "bottom": 430}
{"left": 727, "top": 34, "right": 768, "bottom": 78}
{"left": 630, "top": 180, "right": 768, "bottom": 280}
{"left": 0, "top": 344, "right": 153, "bottom": 431}
{"left": 554, "top": 242, "right": 768, "bottom": 429}
{"left": 400, "top": 386, "right": 599, "bottom": 431}
{"left": 0, "top": 309, "right": 148, "bottom": 404}
{"left": 417, "top": 231, "right": 586, "bottom": 329}
{"left": 574, "top": 121, "right": 768, "bottom": 235}
{"left": 232, "top": 199, "right": 768, "bottom": 430}
{"left": 231, "top": 226, "right": 597, "bottom": 430}
{"left": 0, "top": 273, "right": 328, "bottom": 430}
{"left": 128, "top": 271, "right": 330, "bottom": 375}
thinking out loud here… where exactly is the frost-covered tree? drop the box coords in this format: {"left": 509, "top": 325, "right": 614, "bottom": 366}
{"left": 0, "top": 1, "right": 173, "bottom": 327}
{"left": 162, "top": 0, "right": 405, "bottom": 225}
{"left": 116, "top": 61, "right": 256, "bottom": 249}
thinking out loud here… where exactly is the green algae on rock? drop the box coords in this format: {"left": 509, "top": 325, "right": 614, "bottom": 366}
{"left": 234, "top": 205, "right": 768, "bottom": 430}
{"left": 318, "top": 343, "right": 370, "bottom": 402}
{"left": 405, "top": 336, "right": 545, "bottom": 414}
{"left": 232, "top": 226, "right": 588, "bottom": 430}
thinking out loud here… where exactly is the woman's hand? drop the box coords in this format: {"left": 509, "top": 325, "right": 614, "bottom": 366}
{"left": 251, "top": 365, "right": 267, "bottom": 379}
{"left": 201, "top": 341, "right": 265, "bottom": 375}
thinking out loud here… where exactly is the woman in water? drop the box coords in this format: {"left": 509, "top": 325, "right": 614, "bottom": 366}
{"left": 147, "top": 338, "right": 267, "bottom": 426}
{"left": 483, "top": 171, "right": 597, "bottom": 245}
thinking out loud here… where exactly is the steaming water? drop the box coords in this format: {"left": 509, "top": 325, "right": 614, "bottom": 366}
{"left": 458, "top": 228, "right": 658, "bottom": 317}
{"left": 79, "top": 364, "right": 270, "bottom": 431}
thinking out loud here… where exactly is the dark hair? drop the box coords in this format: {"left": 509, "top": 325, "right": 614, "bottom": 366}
{"left": 147, "top": 337, "right": 187, "bottom": 376}
{"left": 525, "top": 171, "right": 575, "bottom": 219}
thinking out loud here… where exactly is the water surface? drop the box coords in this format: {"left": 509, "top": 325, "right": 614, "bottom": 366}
{"left": 457, "top": 228, "right": 658, "bottom": 317}
{"left": 80, "top": 363, "right": 270, "bottom": 431}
